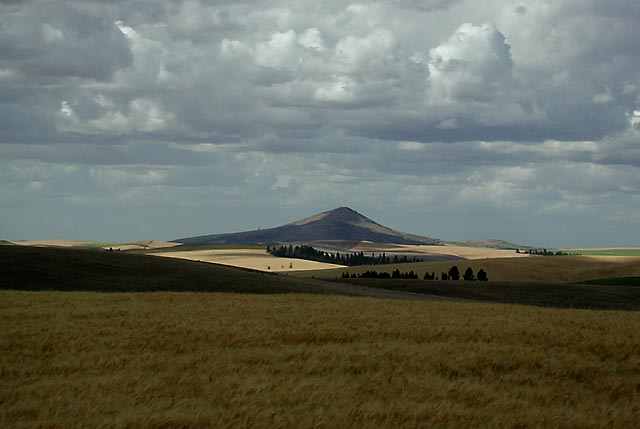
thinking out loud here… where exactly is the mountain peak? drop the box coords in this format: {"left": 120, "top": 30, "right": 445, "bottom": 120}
{"left": 175, "top": 207, "right": 440, "bottom": 245}
{"left": 289, "top": 206, "right": 365, "bottom": 226}
{"left": 326, "top": 206, "right": 367, "bottom": 218}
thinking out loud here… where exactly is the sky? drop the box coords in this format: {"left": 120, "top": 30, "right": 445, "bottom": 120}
{"left": 1, "top": 0, "right": 639, "bottom": 248}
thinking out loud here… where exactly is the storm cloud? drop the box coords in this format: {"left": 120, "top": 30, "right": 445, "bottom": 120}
{"left": 1, "top": 0, "right": 639, "bottom": 247}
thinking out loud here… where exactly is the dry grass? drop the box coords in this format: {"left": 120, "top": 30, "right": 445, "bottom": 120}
{"left": 1, "top": 291, "right": 639, "bottom": 428}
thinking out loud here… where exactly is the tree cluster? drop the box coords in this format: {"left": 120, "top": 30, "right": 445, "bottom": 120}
{"left": 267, "top": 245, "right": 423, "bottom": 266}
{"left": 342, "top": 269, "right": 419, "bottom": 279}
{"left": 341, "top": 265, "right": 488, "bottom": 281}
{"left": 516, "top": 248, "right": 579, "bottom": 256}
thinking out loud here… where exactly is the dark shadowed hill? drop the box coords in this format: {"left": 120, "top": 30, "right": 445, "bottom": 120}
{"left": 0, "top": 245, "right": 442, "bottom": 301}
{"left": 174, "top": 207, "right": 441, "bottom": 245}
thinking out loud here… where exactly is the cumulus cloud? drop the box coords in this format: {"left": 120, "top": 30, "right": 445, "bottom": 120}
{"left": 427, "top": 22, "right": 513, "bottom": 103}
{"left": 1, "top": 0, "right": 640, "bottom": 246}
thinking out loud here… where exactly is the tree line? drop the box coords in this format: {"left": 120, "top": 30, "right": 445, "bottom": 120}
{"left": 342, "top": 265, "right": 488, "bottom": 281}
{"left": 267, "top": 245, "right": 423, "bottom": 266}
{"left": 516, "top": 249, "right": 579, "bottom": 256}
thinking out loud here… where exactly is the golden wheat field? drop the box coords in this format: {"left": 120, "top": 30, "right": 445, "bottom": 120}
{"left": 1, "top": 291, "right": 639, "bottom": 428}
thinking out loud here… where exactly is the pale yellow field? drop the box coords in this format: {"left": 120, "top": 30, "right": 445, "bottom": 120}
{"left": 101, "top": 241, "right": 181, "bottom": 251}
{"left": 1, "top": 291, "right": 639, "bottom": 428}
{"left": 10, "top": 240, "right": 180, "bottom": 250}
{"left": 10, "top": 239, "right": 96, "bottom": 247}
{"left": 154, "top": 248, "right": 345, "bottom": 272}
{"left": 387, "top": 244, "right": 529, "bottom": 260}
{"left": 314, "top": 242, "right": 529, "bottom": 260}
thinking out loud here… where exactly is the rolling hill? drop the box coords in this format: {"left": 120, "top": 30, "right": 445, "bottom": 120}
{"left": 0, "top": 245, "right": 437, "bottom": 300}
{"left": 175, "top": 207, "right": 441, "bottom": 245}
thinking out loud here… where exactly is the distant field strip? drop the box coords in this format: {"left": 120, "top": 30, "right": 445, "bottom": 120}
{"left": 564, "top": 248, "right": 640, "bottom": 257}
{"left": 154, "top": 248, "right": 345, "bottom": 272}
{"left": 328, "top": 243, "right": 529, "bottom": 260}
{"left": 9, "top": 240, "right": 180, "bottom": 250}
{"left": 1, "top": 291, "right": 639, "bottom": 428}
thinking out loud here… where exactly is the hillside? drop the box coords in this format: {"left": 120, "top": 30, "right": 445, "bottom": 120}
{"left": 337, "top": 278, "right": 640, "bottom": 311}
{"left": 175, "top": 207, "right": 441, "bottom": 245}
{"left": 0, "top": 245, "right": 433, "bottom": 300}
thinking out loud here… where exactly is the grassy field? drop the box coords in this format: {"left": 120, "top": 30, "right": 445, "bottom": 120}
{"left": 564, "top": 249, "right": 640, "bottom": 257}
{"left": 581, "top": 277, "right": 640, "bottom": 286}
{"left": 1, "top": 291, "right": 639, "bottom": 428}
{"left": 335, "top": 278, "right": 640, "bottom": 310}
{"left": 0, "top": 245, "right": 433, "bottom": 300}
{"left": 296, "top": 255, "right": 640, "bottom": 284}
{"left": 4, "top": 245, "right": 640, "bottom": 310}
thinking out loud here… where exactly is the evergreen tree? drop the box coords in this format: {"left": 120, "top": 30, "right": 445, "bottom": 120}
{"left": 448, "top": 265, "right": 460, "bottom": 281}
{"left": 463, "top": 267, "right": 475, "bottom": 281}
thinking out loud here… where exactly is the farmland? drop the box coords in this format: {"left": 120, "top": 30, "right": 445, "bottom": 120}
{"left": 2, "top": 244, "right": 640, "bottom": 427}
{"left": 295, "top": 255, "right": 640, "bottom": 284}
{"left": 2, "top": 291, "right": 639, "bottom": 428}
{"left": 154, "top": 248, "right": 344, "bottom": 272}
{"left": 564, "top": 248, "right": 640, "bottom": 257}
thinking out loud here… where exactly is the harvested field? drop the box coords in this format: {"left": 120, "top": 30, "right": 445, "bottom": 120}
{"left": 9, "top": 240, "right": 181, "bottom": 250}
{"left": 312, "top": 242, "right": 528, "bottom": 260}
{"left": 1, "top": 291, "right": 639, "bottom": 428}
{"left": 154, "top": 248, "right": 345, "bottom": 272}
{"left": 102, "top": 241, "right": 181, "bottom": 251}
{"left": 10, "top": 239, "right": 96, "bottom": 247}
{"left": 360, "top": 244, "right": 529, "bottom": 260}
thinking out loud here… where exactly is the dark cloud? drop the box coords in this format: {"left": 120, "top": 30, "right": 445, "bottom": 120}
{"left": 0, "top": 3, "right": 132, "bottom": 81}
{"left": 1, "top": 0, "right": 639, "bottom": 246}
{"left": 386, "top": 0, "right": 462, "bottom": 12}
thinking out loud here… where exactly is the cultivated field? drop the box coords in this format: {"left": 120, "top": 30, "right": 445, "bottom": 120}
{"left": 148, "top": 243, "right": 526, "bottom": 274}
{"left": 0, "top": 245, "right": 425, "bottom": 300}
{"left": 1, "top": 291, "right": 639, "bottom": 428}
{"left": 154, "top": 248, "right": 345, "bottom": 272}
{"left": 296, "top": 255, "right": 640, "bottom": 283}
{"left": 9, "top": 240, "right": 180, "bottom": 250}
{"left": 343, "top": 243, "right": 530, "bottom": 260}
{"left": 565, "top": 248, "right": 640, "bottom": 257}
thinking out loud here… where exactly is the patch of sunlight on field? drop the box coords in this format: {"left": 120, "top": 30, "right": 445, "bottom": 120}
{"left": 1, "top": 291, "right": 639, "bottom": 428}
{"left": 153, "top": 248, "right": 345, "bottom": 272}
{"left": 365, "top": 244, "right": 530, "bottom": 260}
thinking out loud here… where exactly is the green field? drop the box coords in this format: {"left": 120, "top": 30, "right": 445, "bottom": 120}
{"left": 1, "top": 291, "right": 639, "bottom": 428}
{"left": 562, "top": 248, "right": 640, "bottom": 257}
